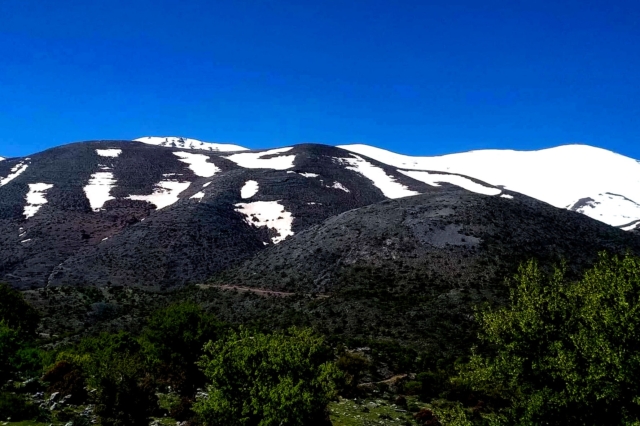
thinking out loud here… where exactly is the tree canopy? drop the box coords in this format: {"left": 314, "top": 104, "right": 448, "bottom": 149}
{"left": 459, "top": 253, "right": 640, "bottom": 425}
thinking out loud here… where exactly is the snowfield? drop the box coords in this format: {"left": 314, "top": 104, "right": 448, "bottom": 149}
{"left": 135, "top": 136, "right": 248, "bottom": 152}
{"left": 339, "top": 144, "right": 640, "bottom": 227}
{"left": 96, "top": 149, "right": 122, "bottom": 157}
{"left": 337, "top": 155, "right": 419, "bottom": 199}
{"left": 128, "top": 181, "right": 192, "bottom": 210}
{"left": 225, "top": 147, "right": 296, "bottom": 170}
{"left": 0, "top": 161, "right": 29, "bottom": 187}
{"left": 23, "top": 183, "right": 54, "bottom": 219}
{"left": 398, "top": 170, "right": 501, "bottom": 196}
{"left": 173, "top": 152, "right": 220, "bottom": 178}
{"left": 241, "top": 180, "right": 259, "bottom": 199}
{"left": 84, "top": 172, "right": 117, "bottom": 211}
{"left": 235, "top": 201, "right": 294, "bottom": 244}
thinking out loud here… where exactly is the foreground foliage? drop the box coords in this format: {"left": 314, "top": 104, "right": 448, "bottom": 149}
{"left": 459, "top": 253, "right": 640, "bottom": 425}
{"left": 194, "top": 327, "right": 342, "bottom": 426}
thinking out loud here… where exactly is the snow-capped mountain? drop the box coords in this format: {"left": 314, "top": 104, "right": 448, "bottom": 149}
{"left": 339, "top": 144, "right": 640, "bottom": 229}
{"left": 1, "top": 138, "right": 638, "bottom": 290}
{"left": 134, "top": 136, "right": 248, "bottom": 152}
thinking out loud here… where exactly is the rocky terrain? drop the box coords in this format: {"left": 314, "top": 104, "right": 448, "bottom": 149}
{"left": 1, "top": 138, "right": 639, "bottom": 291}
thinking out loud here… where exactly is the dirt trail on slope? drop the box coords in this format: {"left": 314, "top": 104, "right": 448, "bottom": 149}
{"left": 196, "top": 284, "right": 332, "bottom": 299}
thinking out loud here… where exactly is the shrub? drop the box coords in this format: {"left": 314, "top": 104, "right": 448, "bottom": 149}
{"left": 0, "top": 392, "right": 38, "bottom": 421}
{"left": 141, "top": 303, "right": 224, "bottom": 394}
{"left": 42, "top": 360, "right": 88, "bottom": 404}
{"left": 458, "top": 253, "right": 640, "bottom": 425}
{"left": 0, "top": 283, "right": 40, "bottom": 336}
{"left": 194, "top": 327, "right": 342, "bottom": 426}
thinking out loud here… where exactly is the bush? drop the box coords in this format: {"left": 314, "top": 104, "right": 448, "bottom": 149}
{"left": 42, "top": 360, "right": 88, "bottom": 404}
{"left": 0, "top": 320, "right": 45, "bottom": 385}
{"left": 194, "top": 327, "right": 342, "bottom": 426}
{"left": 141, "top": 303, "right": 224, "bottom": 394}
{"left": 458, "top": 253, "right": 640, "bottom": 425}
{"left": 0, "top": 283, "right": 40, "bottom": 336}
{"left": 0, "top": 391, "right": 38, "bottom": 421}
{"left": 78, "top": 332, "right": 158, "bottom": 426}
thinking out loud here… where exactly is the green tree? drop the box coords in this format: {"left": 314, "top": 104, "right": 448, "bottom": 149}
{"left": 0, "top": 320, "right": 42, "bottom": 383}
{"left": 141, "top": 303, "right": 223, "bottom": 394}
{"left": 78, "top": 332, "right": 157, "bottom": 426}
{"left": 194, "top": 327, "right": 342, "bottom": 426}
{"left": 0, "top": 283, "right": 39, "bottom": 336}
{"left": 458, "top": 253, "right": 640, "bottom": 425}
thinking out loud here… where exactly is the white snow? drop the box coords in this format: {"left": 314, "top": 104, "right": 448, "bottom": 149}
{"left": 96, "top": 149, "right": 122, "bottom": 157}
{"left": 225, "top": 147, "right": 296, "bottom": 170}
{"left": 190, "top": 191, "right": 205, "bottom": 200}
{"left": 337, "top": 155, "right": 419, "bottom": 199}
{"left": 21, "top": 239, "right": 31, "bottom": 243}
{"left": 0, "top": 161, "right": 29, "bottom": 187}
{"left": 241, "top": 180, "right": 259, "bottom": 199}
{"left": 501, "top": 194, "right": 514, "bottom": 199}
{"left": 0, "top": 157, "right": 5, "bottom": 162}
{"left": 299, "top": 172, "right": 319, "bottom": 178}
{"left": 135, "top": 136, "right": 248, "bottom": 152}
{"left": 23, "top": 183, "right": 54, "bottom": 219}
{"left": 621, "top": 221, "right": 640, "bottom": 232}
{"left": 329, "top": 182, "right": 350, "bottom": 193}
{"left": 235, "top": 201, "right": 294, "bottom": 244}
{"left": 84, "top": 172, "right": 117, "bottom": 211}
{"left": 202, "top": 182, "right": 211, "bottom": 188}
{"left": 398, "top": 170, "right": 501, "bottom": 196}
{"left": 339, "top": 144, "right": 640, "bottom": 228}
{"left": 567, "top": 193, "right": 640, "bottom": 227}
{"left": 128, "top": 181, "right": 191, "bottom": 210}
{"left": 173, "top": 152, "right": 220, "bottom": 178}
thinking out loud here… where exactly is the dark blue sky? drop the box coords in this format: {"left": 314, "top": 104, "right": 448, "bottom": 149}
{"left": 1, "top": 0, "right": 639, "bottom": 159}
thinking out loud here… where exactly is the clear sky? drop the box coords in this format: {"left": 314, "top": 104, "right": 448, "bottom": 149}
{"left": 1, "top": 0, "right": 639, "bottom": 159}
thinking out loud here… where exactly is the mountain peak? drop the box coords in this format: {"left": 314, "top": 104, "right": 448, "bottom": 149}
{"left": 338, "top": 143, "right": 640, "bottom": 227}
{"left": 134, "top": 136, "right": 248, "bottom": 152}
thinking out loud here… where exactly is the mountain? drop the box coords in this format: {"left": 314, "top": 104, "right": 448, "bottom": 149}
{"left": 213, "top": 186, "right": 640, "bottom": 296}
{"left": 339, "top": 144, "right": 640, "bottom": 229}
{"left": 1, "top": 139, "right": 638, "bottom": 290}
{"left": 134, "top": 136, "right": 249, "bottom": 152}
{"left": 0, "top": 140, "right": 469, "bottom": 289}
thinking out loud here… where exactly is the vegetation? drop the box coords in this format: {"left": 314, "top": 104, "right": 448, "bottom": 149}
{"left": 4, "top": 251, "right": 640, "bottom": 425}
{"left": 458, "top": 253, "right": 640, "bottom": 425}
{"left": 194, "top": 327, "right": 342, "bottom": 426}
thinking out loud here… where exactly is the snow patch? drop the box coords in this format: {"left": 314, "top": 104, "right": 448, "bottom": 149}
{"left": 225, "top": 147, "right": 296, "bottom": 170}
{"left": 0, "top": 161, "right": 29, "bottom": 187}
{"left": 84, "top": 172, "right": 117, "bottom": 211}
{"left": 23, "top": 183, "right": 54, "bottom": 219}
{"left": 0, "top": 157, "right": 5, "bottom": 162}
{"left": 501, "top": 194, "right": 514, "bottom": 199}
{"left": 235, "top": 201, "right": 294, "bottom": 244}
{"left": 398, "top": 170, "right": 501, "bottom": 196}
{"left": 135, "top": 136, "right": 248, "bottom": 152}
{"left": 96, "top": 149, "right": 122, "bottom": 157}
{"left": 567, "top": 193, "right": 640, "bottom": 227}
{"left": 21, "top": 239, "right": 31, "bottom": 243}
{"left": 173, "top": 152, "right": 220, "bottom": 177}
{"left": 329, "top": 182, "right": 350, "bottom": 193}
{"left": 299, "top": 172, "right": 319, "bottom": 178}
{"left": 202, "top": 182, "right": 211, "bottom": 188}
{"left": 190, "top": 191, "right": 205, "bottom": 200}
{"left": 128, "top": 181, "right": 191, "bottom": 210}
{"left": 240, "top": 180, "right": 259, "bottom": 199}
{"left": 337, "top": 155, "right": 419, "bottom": 199}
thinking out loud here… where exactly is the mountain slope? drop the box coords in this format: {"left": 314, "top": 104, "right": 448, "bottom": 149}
{"left": 339, "top": 144, "right": 640, "bottom": 228}
{"left": 213, "top": 186, "right": 640, "bottom": 296}
{"left": 4, "top": 141, "right": 484, "bottom": 289}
